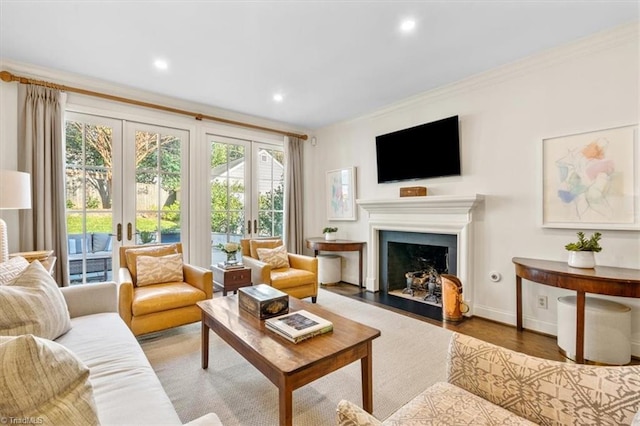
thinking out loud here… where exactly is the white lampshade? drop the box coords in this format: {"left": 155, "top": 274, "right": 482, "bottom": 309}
{"left": 0, "top": 170, "right": 32, "bottom": 263}
{"left": 0, "top": 170, "right": 32, "bottom": 210}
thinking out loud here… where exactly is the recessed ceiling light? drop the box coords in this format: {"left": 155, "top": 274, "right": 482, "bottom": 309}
{"left": 273, "top": 93, "right": 284, "bottom": 102}
{"left": 153, "top": 59, "right": 169, "bottom": 70}
{"left": 400, "top": 19, "right": 416, "bottom": 33}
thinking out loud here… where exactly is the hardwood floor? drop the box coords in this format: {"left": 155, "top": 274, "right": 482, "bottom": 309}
{"left": 322, "top": 283, "right": 639, "bottom": 365}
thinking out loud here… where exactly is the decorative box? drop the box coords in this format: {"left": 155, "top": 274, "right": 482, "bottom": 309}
{"left": 238, "top": 284, "right": 289, "bottom": 319}
{"left": 400, "top": 186, "right": 427, "bottom": 197}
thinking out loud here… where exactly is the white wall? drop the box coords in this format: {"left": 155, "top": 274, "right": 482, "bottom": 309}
{"left": 304, "top": 23, "right": 640, "bottom": 353}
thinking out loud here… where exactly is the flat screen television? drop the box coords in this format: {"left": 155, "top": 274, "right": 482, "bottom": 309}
{"left": 375, "top": 115, "right": 460, "bottom": 183}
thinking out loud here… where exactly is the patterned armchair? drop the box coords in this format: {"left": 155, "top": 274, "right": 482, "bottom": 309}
{"left": 338, "top": 332, "right": 640, "bottom": 425}
{"left": 118, "top": 243, "right": 212, "bottom": 336}
{"left": 240, "top": 238, "right": 318, "bottom": 302}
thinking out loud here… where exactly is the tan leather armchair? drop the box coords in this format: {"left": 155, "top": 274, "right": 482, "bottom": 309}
{"left": 118, "top": 243, "right": 213, "bottom": 336}
{"left": 240, "top": 238, "right": 318, "bottom": 302}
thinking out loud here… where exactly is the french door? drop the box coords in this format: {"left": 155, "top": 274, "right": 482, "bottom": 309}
{"left": 64, "top": 112, "right": 188, "bottom": 284}
{"left": 209, "top": 134, "right": 284, "bottom": 265}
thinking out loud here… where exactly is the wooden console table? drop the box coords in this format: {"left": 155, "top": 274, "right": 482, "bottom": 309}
{"left": 306, "top": 238, "right": 365, "bottom": 288}
{"left": 513, "top": 257, "right": 640, "bottom": 364}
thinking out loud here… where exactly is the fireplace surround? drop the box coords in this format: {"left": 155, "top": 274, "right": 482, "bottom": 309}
{"left": 357, "top": 195, "right": 484, "bottom": 318}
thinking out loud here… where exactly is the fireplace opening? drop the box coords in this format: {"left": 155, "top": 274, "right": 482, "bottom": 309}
{"left": 379, "top": 231, "right": 457, "bottom": 321}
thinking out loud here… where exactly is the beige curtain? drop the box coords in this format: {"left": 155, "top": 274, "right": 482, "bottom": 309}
{"left": 18, "top": 85, "right": 69, "bottom": 286}
{"left": 284, "top": 136, "right": 304, "bottom": 254}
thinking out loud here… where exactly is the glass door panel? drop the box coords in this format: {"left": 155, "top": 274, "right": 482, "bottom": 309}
{"left": 210, "top": 137, "right": 248, "bottom": 265}
{"left": 256, "top": 146, "right": 284, "bottom": 237}
{"left": 126, "top": 124, "right": 187, "bottom": 247}
{"left": 64, "top": 114, "right": 121, "bottom": 284}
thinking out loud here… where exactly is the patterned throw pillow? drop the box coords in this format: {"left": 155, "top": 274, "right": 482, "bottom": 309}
{"left": 124, "top": 244, "right": 178, "bottom": 284}
{"left": 249, "top": 239, "right": 284, "bottom": 259}
{"left": 256, "top": 245, "right": 290, "bottom": 269}
{"left": 0, "top": 256, "right": 30, "bottom": 285}
{"left": 136, "top": 253, "right": 184, "bottom": 286}
{"left": 0, "top": 334, "right": 99, "bottom": 425}
{"left": 0, "top": 260, "right": 71, "bottom": 340}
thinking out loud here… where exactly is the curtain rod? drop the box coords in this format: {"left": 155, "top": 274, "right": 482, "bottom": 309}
{"left": 0, "top": 70, "right": 307, "bottom": 140}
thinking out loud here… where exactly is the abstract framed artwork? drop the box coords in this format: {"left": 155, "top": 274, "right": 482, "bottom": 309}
{"left": 326, "top": 167, "right": 357, "bottom": 221}
{"left": 542, "top": 124, "right": 639, "bottom": 230}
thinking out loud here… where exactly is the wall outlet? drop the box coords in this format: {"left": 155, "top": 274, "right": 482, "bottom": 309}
{"left": 537, "top": 295, "right": 548, "bottom": 309}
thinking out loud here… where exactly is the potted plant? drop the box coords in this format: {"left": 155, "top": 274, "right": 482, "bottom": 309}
{"left": 323, "top": 227, "right": 338, "bottom": 241}
{"left": 565, "top": 231, "right": 602, "bottom": 268}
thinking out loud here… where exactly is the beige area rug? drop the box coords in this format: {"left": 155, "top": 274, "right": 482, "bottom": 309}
{"left": 139, "top": 289, "right": 453, "bottom": 425}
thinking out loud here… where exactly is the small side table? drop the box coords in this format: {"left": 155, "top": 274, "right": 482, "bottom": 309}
{"left": 211, "top": 265, "right": 252, "bottom": 296}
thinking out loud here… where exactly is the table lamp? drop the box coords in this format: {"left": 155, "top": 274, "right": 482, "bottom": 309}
{"left": 0, "top": 170, "right": 32, "bottom": 263}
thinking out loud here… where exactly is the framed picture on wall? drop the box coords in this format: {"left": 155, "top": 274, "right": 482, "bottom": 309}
{"left": 326, "top": 167, "right": 357, "bottom": 221}
{"left": 541, "top": 123, "right": 639, "bottom": 230}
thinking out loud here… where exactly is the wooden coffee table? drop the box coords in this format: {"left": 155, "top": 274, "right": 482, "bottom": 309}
{"left": 197, "top": 296, "right": 381, "bottom": 426}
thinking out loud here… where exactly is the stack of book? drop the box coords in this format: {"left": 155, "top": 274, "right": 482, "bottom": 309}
{"left": 217, "top": 262, "right": 244, "bottom": 270}
{"left": 265, "top": 310, "right": 333, "bottom": 343}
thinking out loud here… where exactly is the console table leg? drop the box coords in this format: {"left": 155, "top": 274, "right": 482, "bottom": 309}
{"left": 516, "top": 276, "right": 523, "bottom": 331}
{"left": 576, "top": 291, "right": 585, "bottom": 364}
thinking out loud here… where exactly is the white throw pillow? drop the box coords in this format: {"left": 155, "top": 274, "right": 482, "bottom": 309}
{"left": 0, "top": 334, "right": 99, "bottom": 425}
{"left": 0, "top": 260, "right": 71, "bottom": 339}
{"left": 256, "top": 245, "right": 290, "bottom": 269}
{"left": 0, "top": 256, "right": 30, "bottom": 285}
{"left": 136, "top": 252, "right": 184, "bottom": 286}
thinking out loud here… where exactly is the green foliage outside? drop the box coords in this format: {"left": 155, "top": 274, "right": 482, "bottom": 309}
{"left": 66, "top": 213, "right": 178, "bottom": 234}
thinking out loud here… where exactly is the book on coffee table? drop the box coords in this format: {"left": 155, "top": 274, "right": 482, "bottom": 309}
{"left": 265, "top": 310, "right": 333, "bottom": 343}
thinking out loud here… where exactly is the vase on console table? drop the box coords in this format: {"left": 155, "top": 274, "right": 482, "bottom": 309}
{"left": 567, "top": 251, "right": 595, "bottom": 269}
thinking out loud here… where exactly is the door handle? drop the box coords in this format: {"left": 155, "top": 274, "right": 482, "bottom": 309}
{"left": 247, "top": 220, "right": 251, "bottom": 234}
{"left": 253, "top": 220, "right": 257, "bottom": 235}
{"left": 117, "top": 224, "right": 122, "bottom": 242}
{"left": 127, "top": 223, "right": 133, "bottom": 241}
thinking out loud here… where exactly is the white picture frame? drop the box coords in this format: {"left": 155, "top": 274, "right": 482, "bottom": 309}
{"left": 326, "top": 167, "right": 357, "bottom": 221}
{"left": 541, "top": 124, "right": 639, "bottom": 230}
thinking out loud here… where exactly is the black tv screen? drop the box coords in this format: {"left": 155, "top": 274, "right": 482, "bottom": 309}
{"left": 375, "top": 115, "right": 460, "bottom": 183}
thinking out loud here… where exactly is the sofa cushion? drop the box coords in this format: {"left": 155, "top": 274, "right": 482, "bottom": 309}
{"left": 256, "top": 244, "right": 290, "bottom": 269}
{"left": 270, "top": 268, "right": 316, "bottom": 289}
{"left": 55, "top": 312, "right": 182, "bottom": 425}
{"left": 125, "top": 244, "right": 178, "bottom": 284}
{"left": 0, "top": 334, "right": 99, "bottom": 425}
{"left": 91, "top": 232, "right": 112, "bottom": 252}
{"left": 136, "top": 252, "right": 184, "bottom": 286}
{"left": 68, "top": 234, "right": 92, "bottom": 254}
{"left": 249, "top": 238, "right": 283, "bottom": 259}
{"left": 382, "top": 382, "right": 536, "bottom": 425}
{"left": 0, "top": 255, "right": 30, "bottom": 285}
{"left": 0, "top": 260, "right": 71, "bottom": 339}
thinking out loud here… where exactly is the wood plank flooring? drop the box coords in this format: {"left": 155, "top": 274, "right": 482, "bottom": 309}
{"left": 322, "top": 283, "right": 639, "bottom": 365}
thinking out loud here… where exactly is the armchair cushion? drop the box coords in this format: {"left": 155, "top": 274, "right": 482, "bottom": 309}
{"left": 124, "top": 244, "right": 178, "bottom": 285}
{"left": 249, "top": 238, "right": 283, "bottom": 258}
{"left": 132, "top": 282, "right": 206, "bottom": 316}
{"left": 256, "top": 244, "right": 290, "bottom": 269}
{"left": 136, "top": 253, "right": 184, "bottom": 286}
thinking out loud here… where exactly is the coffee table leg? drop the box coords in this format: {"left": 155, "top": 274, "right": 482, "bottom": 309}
{"left": 201, "top": 314, "right": 209, "bottom": 369}
{"left": 361, "top": 340, "right": 373, "bottom": 413}
{"left": 278, "top": 382, "right": 293, "bottom": 426}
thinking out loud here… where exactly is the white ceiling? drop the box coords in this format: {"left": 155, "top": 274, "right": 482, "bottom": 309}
{"left": 1, "top": 1, "right": 637, "bottom": 130}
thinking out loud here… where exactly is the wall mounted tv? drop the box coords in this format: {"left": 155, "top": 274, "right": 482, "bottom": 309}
{"left": 375, "top": 115, "right": 460, "bottom": 183}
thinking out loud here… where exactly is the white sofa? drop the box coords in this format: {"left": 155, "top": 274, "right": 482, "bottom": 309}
{"left": 57, "top": 282, "right": 221, "bottom": 425}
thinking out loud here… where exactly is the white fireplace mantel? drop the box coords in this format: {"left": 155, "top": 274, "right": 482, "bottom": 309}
{"left": 356, "top": 194, "right": 484, "bottom": 315}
